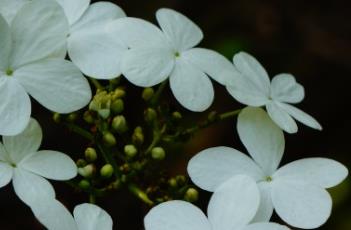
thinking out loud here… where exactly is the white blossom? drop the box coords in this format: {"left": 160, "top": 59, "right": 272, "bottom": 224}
{"left": 33, "top": 199, "right": 113, "bottom": 230}
{"left": 0, "top": 118, "right": 77, "bottom": 207}
{"left": 55, "top": 0, "right": 127, "bottom": 79}
{"left": 108, "top": 8, "right": 235, "bottom": 112}
{"left": 0, "top": 0, "right": 91, "bottom": 135}
{"left": 188, "top": 107, "right": 348, "bottom": 229}
{"left": 226, "top": 52, "right": 322, "bottom": 133}
{"left": 145, "top": 175, "right": 289, "bottom": 230}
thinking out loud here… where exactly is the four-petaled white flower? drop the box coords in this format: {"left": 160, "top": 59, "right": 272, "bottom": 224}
{"left": 55, "top": 0, "right": 127, "bottom": 79}
{"left": 0, "top": 118, "right": 77, "bottom": 207}
{"left": 188, "top": 107, "right": 348, "bottom": 229}
{"left": 226, "top": 52, "right": 322, "bottom": 133}
{"left": 0, "top": 0, "right": 91, "bottom": 136}
{"left": 108, "top": 8, "right": 235, "bottom": 112}
{"left": 145, "top": 175, "right": 289, "bottom": 230}
{"left": 33, "top": 200, "right": 113, "bottom": 230}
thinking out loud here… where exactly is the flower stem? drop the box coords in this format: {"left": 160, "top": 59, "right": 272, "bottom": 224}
{"left": 64, "top": 123, "right": 94, "bottom": 141}
{"left": 150, "top": 80, "right": 168, "bottom": 107}
{"left": 89, "top": 78, "right": 104, "bottom": 90}
{"left": 128, "top": 183, "right": 154, "bottom": 206}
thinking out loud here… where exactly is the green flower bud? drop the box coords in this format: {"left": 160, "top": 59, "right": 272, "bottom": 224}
{"left": 111, "top": 99, "right": 124, "bottom": 114}
{"left": 144, "top": 108, "right": 157, "bottom": 123}
{"left": 124, "top": 144, "right": 138, "bottom": 158}
{"left": 109, "top": 78, "right": 121, "bottom": 86}
{"left": 132, "top": 127, "right": 144, "bottom": 145}
{"left": 98, "top": 109, "right": 110, "bottom": 119}
{"left": 103, "top": 132, "right": 117, "bottom": 147}
{"left": 175, "top": 175, "right": 187, "bottom": 185}
{"left": 78, "top": 179, "right": 90, "bottom": 190}
{"left": 89, "top": 90, "right": 112, "bottom": 119}
{"left": 83, "top": 111, "right": 95, "bottom": 124}
{"left": 67, "top": 112, "right": 79, "bottom": 122}
{"left": 142, "top": 87, "right": 154, "bottom": 101}
{"left": 52, "top": 113, "right": 61, "bottom": 123}
{"left": 78, "top": 164, "right": 95, "bottom": 178}
{"left": 184, "top": 188, "right": 199, "bottom": 202}
{"left": 151, "top": 147, "right": 166, "bottom": 160}
{"left": 114, "top": 88, "right": 126, "bottom": 98}
{"left": 76, "top": 159, "right": 87, "bottom": 167}
{"left": 207, "top": 111, "right": 218, "bottom": 122}
{"left": 85, "top": 147, "right": 97, "bottom": 162}
{"left": 112, "top": 115, "right": 128, "bottom": 133}
{"left": 168, "top": 178, "right": 178, "bottom": 188}
{"left": 100, "top": 164, "right": 114, "bottom": 178}
{"left": 172, "top": 111, "right": 182, "bottom": 120}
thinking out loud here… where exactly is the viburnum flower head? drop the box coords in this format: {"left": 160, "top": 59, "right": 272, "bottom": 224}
{"left": 0, "top": 0, "right": 91, "bottom": 135}
{"left": 145, "top": 175, "right": 289, "bottom": 230}
{"left": 226, "top": 52, "right": 322, "bottom": 133}
{"left": 109, "top": 8, "right": 235, "bottom": 112}
{"left": 55, "top": 0, "right": 127, "bottom": 79}
{"left": 33, "top": 200, "right": 113, "bottom": 230}
{"left": 0, "top": 118, "right": 77, "bottom": 207}
{"left": 188, "top": 107, "right": 348, "bottom": 229}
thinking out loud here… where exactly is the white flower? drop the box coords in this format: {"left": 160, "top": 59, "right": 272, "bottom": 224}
{"left": 0, "top": 0, "right": 91, "bottom": 136}
{"left": 145, "top": 175, "right": 289, "bottom": 230}
{"left": 226, "top": 52, "right": 322, "bottom": 133}
{"left": 108, "top": 8, "right": 235, "bottom": 112}
{"left": 0, "top": 0, "right": 27, "bottom": 24}
{"left": 188, "top": 107, "right": 348, "bottom": 229}
{"left": 0, "top": 118, "right": 77, "bottom": 207}
{"left": 32, "top": 200, "right": 113, "bottom": 230}
{"left": 55, "top": 0, "right": 127, "bottom": 79}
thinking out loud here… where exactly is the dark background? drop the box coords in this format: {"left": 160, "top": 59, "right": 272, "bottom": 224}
{"left": 1, "top": 0, "right": 350, "bottom": 229}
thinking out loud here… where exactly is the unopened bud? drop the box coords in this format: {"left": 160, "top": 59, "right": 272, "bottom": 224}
{"left": 52, "top": 113, "right": 61, "bottom": 123}
{"left": 142, "top": 87, "right": 154, "bottom": 101}
{"left": 124, "top": 145, "right": 138, "bottom": 158}
{"left": 151, "top": 147, "right": 166, "bottom": 160}
{"left": 172, "top": 111, "right": 182, "bottom": 120}
{"left": 67, "top": 112, "right": 79, "bottom": 122}
{"left": 207, "top": 111, "right": 218, "bottom": 122}
{"left": 85, "top": 147, "right": 97, "bottom": 162}
{"left": 168, "top": 178, "right": 178, "bottom": 188}
{"left": 103, "top": 132, "right": 117, "bottom": 147}
{"left": 111, "top": 99, "right": 124, "bottom": 114}
{"left": 114, "top": 88, "right": 126, "bottom": 98}
{"left": 78, "top": 164, "right": 95, "bottom": 178}
{"left": 100, "top": 164, "right": 114, "bottom": 178}
{"left": 76, "top": 159, "right": 87, "bottom": 167}
{"left": 184, "top": 188, "right": 199, "bottom": 202}
{"left": 176, "top": 175, "right": 187, "bottom": 185}
{"left": 144, "top": 108, "right": 157, "bottom": 123}
{"left": 83, "top": 111, "right": 95, "bottom": 124}
{"left": 132, "top": 127, "right": 144, "bottom": 145}
{"left": 112, "top": 115, "right": 128, "bottom": 133}
{"left": 78, "top": 179, "right": 90, "bottom": 190}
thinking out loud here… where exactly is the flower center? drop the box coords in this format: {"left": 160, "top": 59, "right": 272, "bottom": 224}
{"left": 6, "top": 68, "right": 13, "bottom": 76}
{"left": 174, "top": 51, "right": 180, "bottom": 58}
{"left": 265, "top": 176, "right": 273, "bottom": 182}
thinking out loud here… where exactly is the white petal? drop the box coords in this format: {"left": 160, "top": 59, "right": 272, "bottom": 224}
{"left": 144, "top": 200, "right": 211, "bottom": 230}
{"left": 0, "top": 77, "right": 31, "bottom": 136}
{"left": 14, "top": 58, "right": 91, "bottom": 113}
{"left": 0, "top": 14, "right": 11, "bottom": 70}
{"left": 32, "top": 198, "right": 78, "bottom": 230}
{"left": 107, "top": 17, "right": 167, "bottom": 48}
{"left": 238, "top": 107, "right": 285, "bottom": 175}
{"left": 56, "top": 0, "right": 90, "bottom": 26}
{"left": 71, "top": 1, "right": 126, "bottom": 32}
{"left": 68, "top": 26, "right": 126, "bottom": 79}
{"left": 251, "top": 182, "right": 274, "bottom": 222}
{"left": 270, "top": 74, "right": 305, "bottom": 104}
{"left": 232, "top": 52, "right": 270, "bottom": 97}
{"left": 20, "top": 150, "right": 77, "bottom": 180}
{"left": 10, "top": 0, "right": 69, "bottom": 68}
{"left": 182, "top": 48, "right": 236, "bottom": 85}
{"left": 0, "top": 0, "right": 28, "bottom": 24}
{"left": 266, "top": 101, "right": 298, "bottom": 134}
{"left": 170, "top": 59, "right": 214, "bottom": 112}
{"left": 208, "top": 175, "right": 260, "bottom": 230}
{"left": 187, "top": 146, "right": 263, "bottom": 192}
{"left": 74, "top": 203, "right": 113, "bottom": 230}
{"left": 279, "top": 103, "right": 322, "bottom": 131}
{"left": 3, "top": 118, "right": 42, "bottom": 163}
{"left": 156, "top": 8, "right": 203, "bottom": 51}
{"left": 12, "top": 168, "right": 56, "bottom": 206}
{"left": 274, "top": 158, "right": 348, "bottom": 189}
{"left": 121, "top": 47, "right": 174, "bottom": 87}
{"left": 271, "top": 179, "right": 332, "bottom": 229}
{"left": 241, "top": 223, "right": 290, "bottom": 230}
{"left": 0, "top": 162, "right": 13, "bottom": 188}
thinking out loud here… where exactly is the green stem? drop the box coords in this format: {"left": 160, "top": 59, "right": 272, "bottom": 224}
{"left": 89, "top": 193, "right": 96, "bottom": 204}
{"left": 64, "top": 123, "right": 94, "bottom": 141}
{"left": 145, "top": 125, "right": 166, "bottom": 155}
{"left": 89, "top": 78, "right": 104, "bottom": 90}
{"left": 150, "top": 80, "right": 168, "bottom": 106}
{"left": 97, "top": 143, "right": 121, "bottom": 177}
{"left": 128, "top": 183, "right": 154, "bottom": 206}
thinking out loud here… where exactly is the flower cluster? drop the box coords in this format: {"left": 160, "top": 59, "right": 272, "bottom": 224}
{"left": 0, "top": 0, "right": 348, "bottom": 229}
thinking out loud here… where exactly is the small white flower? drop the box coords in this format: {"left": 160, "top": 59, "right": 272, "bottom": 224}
{"left": 33, "top": 200, "right": 113, "bottom": 230}
{"left": 55, "top": 0, "right": 127, "bottom": 79}
{"left": 145, "top": 175, "right": 289, "bottom": 230}
{"left": 0, "top": 118, "right": 77, "bottom": 207}
{"left": 226, "top": 52, "right": 322, "bottom": 133}
{"left": 188, "top": 107, "right": 348, "bottom": 229}
{"left": 108, "top": 8, "right": 235, "bottom": 112}
{"left": 0, "top": 0, "right": 27, "bottom": 24}
{"left": 0, "top": 0, "right": 91, "bottom": 136}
